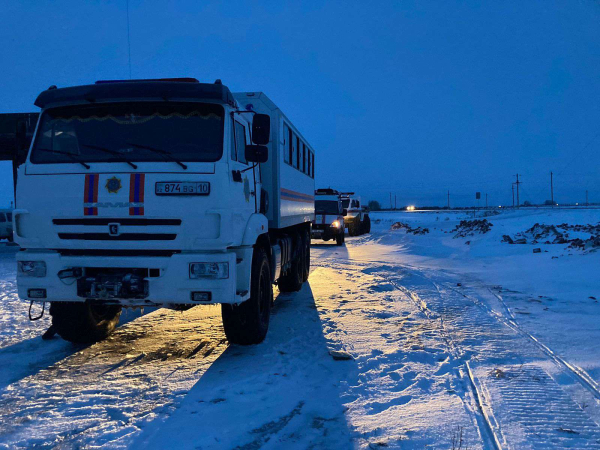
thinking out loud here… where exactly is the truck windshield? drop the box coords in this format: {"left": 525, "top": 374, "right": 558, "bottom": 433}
{"left": 341, "top": 199, "right": 350, "bottom": 209}
{"left": 315, "top": 200, "right": 340, "bottom": 215}
{"left": 30, "top": 102, "right": 224, "bottom": 164}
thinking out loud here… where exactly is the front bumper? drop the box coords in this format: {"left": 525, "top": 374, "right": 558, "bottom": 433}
{"left": 311, "top": 223, "right": 343, "bottom": 240}
{"left": 16, "top": 250, "right": 246, "bottom": 306}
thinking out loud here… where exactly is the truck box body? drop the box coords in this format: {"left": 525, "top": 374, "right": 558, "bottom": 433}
{"left": 233, "top": 93, "right": 315, "bottom": 230}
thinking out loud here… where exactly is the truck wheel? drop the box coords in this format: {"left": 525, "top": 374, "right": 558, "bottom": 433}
{"left": 302, "top": 229, "right": 310, "bottom": 282}
{"left": 348, "top": 221, "right": 356, "bottom": 237}
{"left": 50, "top": 301, "right": 122, "bottom": 344}
{"left": 364, "top": 215, "right": 371, "bottom": 233}
{"left": 222, "top": 247, "right": 272, "bottom": 345}
{"left": 278, "top": 233, "right": 304, "bottom": 292}
{"left": 336, "top": 232, "right": 344, "bottom": 246}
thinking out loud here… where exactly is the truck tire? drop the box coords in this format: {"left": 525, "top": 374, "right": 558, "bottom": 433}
{"left": 336, "top": 231, "right": 344, "bottom": 246}
{"left": 278, "top": 233, "right": 304, "bottom": 292}
{"left": 362, "top": 215, "right": 371, "bottom": 234}
{"left": 50, "top": 301, "right": 122, "bottom": 344}
{"left": 222, "top": 247, "right": 272, "bottom": 345}
{"left": 302, "top": 229, "right": 310, "bottom": 282}
{"left": 348, "top": 220, "right": 357, "bottom": 237}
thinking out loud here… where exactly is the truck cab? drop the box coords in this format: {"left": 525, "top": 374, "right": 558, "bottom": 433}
{"left": 15, "top": 78, "right": 314, "bottom": 345}
{"left": 340, "top": 192, "right": 371, "bottom": 236}
{"left": 312, "top": 189, "right": 345, "bottom": 246}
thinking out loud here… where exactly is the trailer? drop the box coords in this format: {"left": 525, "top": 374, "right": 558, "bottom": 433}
{"left": 14, "top": 78, "right": 315, "bottom": 345}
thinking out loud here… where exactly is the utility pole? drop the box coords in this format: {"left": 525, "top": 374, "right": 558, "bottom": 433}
{"left": 514, "top": 174, "right": 521, "bottom": 207}
{"left": 447, "top": 190, "right": 450, "bottom": 209}
{"left": 550, "top": 171, "right": 554, "bottom": 207}
{"left": 512, "top": 184, "right": 515, "bottom": 208}
{"left": 586, "top": 190, "right": 589, "bottom": 207}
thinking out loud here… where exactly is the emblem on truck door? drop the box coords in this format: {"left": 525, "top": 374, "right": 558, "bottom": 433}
{"left": 108, "top": 223, "right": 121, "bottom": 236}
{"left": 106, "top": 176, "right": 122, "bottom": 194}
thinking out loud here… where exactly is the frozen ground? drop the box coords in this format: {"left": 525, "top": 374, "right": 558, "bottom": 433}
{"left": 0, "top": 207, "right": 599, "bottom": 449}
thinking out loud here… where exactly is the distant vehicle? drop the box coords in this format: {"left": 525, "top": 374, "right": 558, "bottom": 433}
{"left": 312, "top": 189, "right": 345, "bottom": 246}
{"left": 340, "top": 193, "right": 370, "bottom": 236}
{"left": 14, "top": 78, "right": 316, "bottom": 345}
{"left": 0, "top": 209, "right": 13, "bottom": 242}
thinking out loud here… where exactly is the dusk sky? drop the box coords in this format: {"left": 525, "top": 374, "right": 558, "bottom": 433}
{"left": 1, "top": 1, "right": 599, "bottom": 207}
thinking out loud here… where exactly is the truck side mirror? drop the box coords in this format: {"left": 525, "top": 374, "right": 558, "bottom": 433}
{"left": 245, "top": 145, "right": 268, "bottom": 163}
{"left": 252, "top": 114, "right": 270, "bottom": 145}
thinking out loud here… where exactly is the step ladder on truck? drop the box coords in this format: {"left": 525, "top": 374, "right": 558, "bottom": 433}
{"left": 13, "top": 78, "right": 315, "bottom": 345}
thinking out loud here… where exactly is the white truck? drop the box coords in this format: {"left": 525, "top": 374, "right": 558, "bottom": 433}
{"left": 14, "top": 78, "right": 315, "bottom": 345}
{"left": 311, "top": 189, "right": 345, "bottom": 245}
{"left": 340, "top": 192, "right": 371, "bottom": 236}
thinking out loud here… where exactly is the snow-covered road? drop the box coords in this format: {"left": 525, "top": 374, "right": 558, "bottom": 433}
{"left": 0, "top": 209, "right": 599, "bottom": 449}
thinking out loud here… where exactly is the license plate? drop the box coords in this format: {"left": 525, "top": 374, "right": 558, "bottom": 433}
{"left": 155, "top": 182, "right": 210, "bottom": 195}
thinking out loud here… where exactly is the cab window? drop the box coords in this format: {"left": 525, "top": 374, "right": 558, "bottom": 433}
{"left": 302, "top": 144, "right": 306, "bottom": 173}
{"left": 291, "top": 133, "right": 298, "bottom": 169}
{"left": 296, "top": 136, "right": 301, "bottom": 169}
{"left": 6, "top": 213, "right": 11, "bottom": 222}
{"left": 230, "top": 119, "right": 237, "bottom": 161}
{"left": 0, "top": 214, "right": 5, "bottom": 223}
{"left": 234, "top": 121, "right": 247, "bottom": 164}
{"left": 283, "top": 124, "right": 290, "bottom": 164}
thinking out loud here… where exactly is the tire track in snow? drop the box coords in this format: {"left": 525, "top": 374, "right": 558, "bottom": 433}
{"left": 313, "top": 254, "right": 600, "bottom": 448}
{"left": 385, "top": 275, "right": 505, "bottom": 450}
{"left": 312, "top": 259, "right": 498, "bottom": 450}
{"left": 307, "top": 264, "right": 486, "bottom": 449}
{"left": 487, "top": 288, "right": 600, "bottom": 402}
{"left": 318, "top": 250, "right": 600, "bottom": 415}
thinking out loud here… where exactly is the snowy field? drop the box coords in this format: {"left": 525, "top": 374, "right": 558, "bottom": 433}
{"left": 0, "top": 208, "right": 599, "bottom": 448}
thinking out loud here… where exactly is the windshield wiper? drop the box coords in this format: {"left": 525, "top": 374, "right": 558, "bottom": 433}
{"left": 81, "top": 143, "right": 138, "bottom": 169}
{"left": 34, "top": 148, "right": 90, "bottom": 169}
{"left": 126, "top": 142, "right": 188, "bottom": 170}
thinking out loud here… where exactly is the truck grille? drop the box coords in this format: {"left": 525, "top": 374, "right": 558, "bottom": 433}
{"left": 56, "top": 249, "right": 180, "bottom": 257}
{"left": 53, "top": 217, "right": 181, "bottom": 241}
{"left": 52, "top": 218, "right": 181, "bottom": 226}
{"left": 58, "top": 233, "right": 177, "bottom": 241}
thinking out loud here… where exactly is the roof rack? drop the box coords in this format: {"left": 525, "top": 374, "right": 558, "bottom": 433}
{"left": 315, "top": 188, "right": 340, "bottom": 195}
{"left": 35, "top": 79, "right": 236, "bottom": 109}
{"left": 95, "top": 78, "right": 200, "bottom": 84}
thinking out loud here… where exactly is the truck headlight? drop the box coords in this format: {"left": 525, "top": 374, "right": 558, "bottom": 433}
{"left": 331, "top": 220, "right": 341, "bottom": 228}
{"left": 18, "top": 261, "right": 47, "bottom": 277}
{"left": 189, "top": 262, "right": 229, "bottom": 279}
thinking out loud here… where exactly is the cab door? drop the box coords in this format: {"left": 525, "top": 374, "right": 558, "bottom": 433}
{"left": 229, "top": 117, "right": 256, "bottom": 225}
